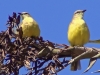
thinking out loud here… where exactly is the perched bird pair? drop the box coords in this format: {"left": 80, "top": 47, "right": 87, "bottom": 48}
{"left": 18, "top": 10, "right": 90, "bottom": 71}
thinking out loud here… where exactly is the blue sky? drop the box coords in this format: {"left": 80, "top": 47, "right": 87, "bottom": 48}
{"left": 1, "top": 0, "right": 100, "bottom": 75}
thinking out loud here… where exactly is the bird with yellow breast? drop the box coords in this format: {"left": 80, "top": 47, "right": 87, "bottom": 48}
{"left": 18, "top": 12, "right": 40, "bottom": 38}
{"left": 67, "top": 10, "right": 90, "bottom": 71}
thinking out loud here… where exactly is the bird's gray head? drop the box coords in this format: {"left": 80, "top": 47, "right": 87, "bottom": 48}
{"left": 18, "top": 12, "right": 31, "bottom": 19}
{"left": 73, "top": 10, "right": 86, "bottom": 18}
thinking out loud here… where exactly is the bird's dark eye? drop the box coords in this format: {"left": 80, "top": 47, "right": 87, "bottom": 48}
{"left": 22, "top": 12, "right": 28, "bottom": 15}
{"left": 24, "top": 13, "right": 28, "bottom": 14}
{"left": 76, "top": 12, "right": 80, "bottom": 13}
{"left": 75, "top": 11, "right": 80, "bottom": 14}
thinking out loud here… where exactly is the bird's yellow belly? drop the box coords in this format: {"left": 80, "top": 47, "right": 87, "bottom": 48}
{"left": 22, "top": 25, "right": 40, "bottom": 37}
{"left": 68, "top": 25, "right": 89, "bottom": 46}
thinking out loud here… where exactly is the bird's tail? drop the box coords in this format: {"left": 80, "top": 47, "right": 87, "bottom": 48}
{"left": 89, "top": 40, "right": 100, "bottom": 44}
{"left": 71, "top": 58, "right": 81, "bottom": 71}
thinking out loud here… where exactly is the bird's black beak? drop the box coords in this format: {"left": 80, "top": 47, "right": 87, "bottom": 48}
{"left": 82, "top": 10, "right": 86, "bottom": 12}
{"left": 18, "top": 13, "right": 22, "bottom": 15}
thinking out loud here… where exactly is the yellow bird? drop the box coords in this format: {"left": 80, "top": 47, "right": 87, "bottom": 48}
{"left": 67, "top": 10, "right": 90, "bottom": 71}
{"left": 18, "top": 12, "right": 40, "bottom": 37}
